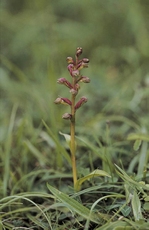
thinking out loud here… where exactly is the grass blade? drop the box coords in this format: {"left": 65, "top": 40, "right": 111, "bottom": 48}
{"left": 131, "top": 190, "right": 143, "bottom": 221}
{"left": 47, "top": 183, "right": 100, "bottom": 224}
{"left": 75, "top": 169, "right": 111, "bottom": 191}
{"left": 3, "top": 104, "right": 18, "bottom": 196}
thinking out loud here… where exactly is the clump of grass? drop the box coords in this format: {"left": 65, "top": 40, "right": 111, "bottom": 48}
{"left": 1, "top": 47, "right": 149, "bottom": 229}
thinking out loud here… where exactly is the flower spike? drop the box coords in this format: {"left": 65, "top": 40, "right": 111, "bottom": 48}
{"left": 54, "top": 47, "right": 90, "bottom": 187}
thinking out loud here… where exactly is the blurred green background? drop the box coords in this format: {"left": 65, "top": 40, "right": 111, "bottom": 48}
{"left": 1, "top": 2, "right": 149, "bottom": 228}
{"left": 0, "top": 0, "right": 149, "bottom": 175}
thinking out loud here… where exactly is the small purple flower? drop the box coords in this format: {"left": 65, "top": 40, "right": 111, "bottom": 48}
{"left": 54, "top": 97, "right": 72, "bottom": 106}
{"left": 70, "top": 88, "right": 78, "bottom": 95}
{"left": 67, "top": 64, "right": 74, "bottom": 76}
{"left": 61, "top": 97, "right": 72, "bottom": 106}
{"left": 80, "top": 76, "right": 90, "bottom": 83}
{"left": 57, "top": 78, "right": 73, "bottom": 89}
{"left": 75, "top": 96, "right": 88, "bottom": 110}
{"left": 71, "top": 70, "right": 79, "bottom": 77}
{"left": 75, "top": 83, "right": 80, "bottom": 91}
{"left": 77, "top": 61, "right": 89, "bottom": 70}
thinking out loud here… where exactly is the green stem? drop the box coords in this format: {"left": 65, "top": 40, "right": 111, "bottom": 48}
{"left": 70, "top": 79, "right": 77, "bottom": 187}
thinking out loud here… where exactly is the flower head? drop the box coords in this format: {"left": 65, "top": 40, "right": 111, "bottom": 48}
{"left": 55, "top": 47, "right": 90, "bottom": 117}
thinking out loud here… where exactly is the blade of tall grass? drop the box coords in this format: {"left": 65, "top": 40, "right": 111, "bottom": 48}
{"left": 24, "top": 139, "right": 49, "bottom": 166}
{"left": 137, "top": 141, "right": 148, "bottom": 177}
{"left": 87, "top": 114, "right": 141, "bottom": 131}
{"left": 27, "top": 213, "right": 50, "bottom": 230}
{"left": 115, "top": 165, "right": 149, "bottom": 191}
{"left": 10, "top": 169, "right": 72, "bottom": 195}
{"left": 42, "top": 120, "right": 71, "bottom": 165}
{"left": 131, "top": 190, "right": 143, "bottom": 221}
{"left": 0, "top": 195, "right": 52, "bottom": 228}
{"left": 0, "top": 55, "right": 27, "bottom": 82}
{"left": 3, "top": 104, "right": 18, "bottom": 196}
{"left": 85, "top": 193, "right": 125, "bottom": 229}
{"left": 47, "top": 183, "right": 101, "bottom": 224}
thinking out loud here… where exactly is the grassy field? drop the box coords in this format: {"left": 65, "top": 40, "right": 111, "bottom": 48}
{"left": 0, "top": 0, "right": 149, "bottom": 229}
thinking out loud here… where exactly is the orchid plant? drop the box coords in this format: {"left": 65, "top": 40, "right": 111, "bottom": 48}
{"left": 55, "top": 47, "right": 89, "bottom": 186}
{"left": 55, "top": 47, "right": 110, "bottom": 190}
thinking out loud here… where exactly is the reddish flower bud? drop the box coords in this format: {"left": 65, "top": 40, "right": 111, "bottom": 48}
{"left": 61, "top": 97, "right": 72, "bottom": 106}
{"left": 70, "top": 88, "right": 78, "bottom": 95}
{"left": 54, "top": 97, "right": 72, "bottom": 106}
{"left": 75, "top": 83, "right": 80, "bottom": 90}
{"left": 75, "top": 96, "right": 88, "bottom": 110}
{"left": 71, "top": 70, "right": 79, "bottom": 77}
{"left": 76, "top": 47, "right": 83, "bottom": 57}
{"left": 82, "top": 58, "right": 89, "bottom": 63}
{"left": 82, "top": 62, "right": 89, "bottom": 68}
{"left": 76, "top": 62, "right": 83, "bottom": 70}
{"left": 62, "top": 113, "right": 72, "bottom": 120}
{"left": 77, "top": 61, "right": 89, "bottom": 70}
{"left": 57, "top": 78, "right": 73, "bottom": 89}
{"left": 57, "top": 77, "right": 67, "bottom": 84}
{"left": 80, "top": 76, "right": 90, "bottom": 83}
{"left": 67, "top": 64, "right": 74, "bottom": 76}
{"left": 66, "top": 57, "right": 74, "bottom": 64}
{"left": 54, "top": 97, "right": 63, "bottom": 104}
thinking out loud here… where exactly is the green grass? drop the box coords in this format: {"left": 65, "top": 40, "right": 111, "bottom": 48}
{"left": 0, "top": 0, "right": 149, "bottom": 229}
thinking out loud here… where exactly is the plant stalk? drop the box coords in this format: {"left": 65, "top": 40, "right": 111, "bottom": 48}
{"left": 70, "top": 80, "right": 77, "bottom": 186}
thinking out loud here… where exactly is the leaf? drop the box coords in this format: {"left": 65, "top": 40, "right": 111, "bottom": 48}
{"left": 24, "top": 140, "right": 48, "bottom": 166}
{"left": 42, "top": 121, "right": 71, "bottom": 164}
{"left": 75, "top": 169, "right": 111, "bottom": 191}
{"left": 121, "top": 205, "right": 131, "bottom": 217}
{"left": 47, "top": 183, "right": 100, "bottom": 224}
{"left": 59, "top": 131, "right": 77, "bottom": 151}
{"left": 131, "top": 190, "right": 143, "bottom": 221}
{"left": 59, "top": 131, "right": 71, "bottom": 148}
{"left": 127, "top": 133, "right": 149, "bottom": 142}
{"left": 115, "top": 164, "right": 149, "bottom": 191}
{"left": 133, "top": 139, "right": 142, "bottom": 151}
{"left": 95, "top": 220, "right": 132, "bottom": 230}
{"left": 143, "top": 202, "right": 149, "bottom": 211}
{"left": 144, "top": 195, "right": 149, "bottom": 202}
